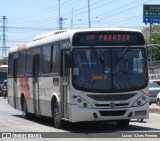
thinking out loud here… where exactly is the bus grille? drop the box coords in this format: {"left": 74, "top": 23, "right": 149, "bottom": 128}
{"left": 99, "top": 110, "right": 126, "bottom": 116}
{"left": 87, "top": 93, "right": 136, "bottom": 101}
{"left": 95, "top": 103, "right": 129, "bottom": 107}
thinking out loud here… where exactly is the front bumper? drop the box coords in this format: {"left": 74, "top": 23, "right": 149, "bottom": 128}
{"left": 70, "top": 102, "right": 149, "bottom": 122}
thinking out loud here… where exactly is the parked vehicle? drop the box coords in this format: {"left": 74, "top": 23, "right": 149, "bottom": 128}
{"left": 0, "top": 84, "right": 2, "bottom": 96}
{"left": 1, "top": 80, "right": 7, "bottom": 98}
{"left": 149, "top": 79, "right": 160, "bottom": 86}
{"left": 0, "top": 65, "right": 8, "bottom": 84}
{"left": 149, "top": 81, "right": 160, "bottom": 104}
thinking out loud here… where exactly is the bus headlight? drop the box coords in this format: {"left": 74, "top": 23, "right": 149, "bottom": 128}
{"left": 137, "top": 101, "right": 141, "bottom": 106}
{"left": 73, "top": 96, "right": 92, "bottom": 108}
{"left": 77, "top": 98, "right": 82, "bottom": 103}
{"left": 132, "top": 93, "right": 149, "bottom": 107}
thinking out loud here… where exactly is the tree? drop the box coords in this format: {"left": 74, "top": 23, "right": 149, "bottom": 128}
{"left": 0, "top": 58, "right": 8, "bottom": 66}
{"left": 147, "top": 32, "right": 160, "bottom": 61}
{"left": 152, "top": 33, "right": 160, "bottom": 61}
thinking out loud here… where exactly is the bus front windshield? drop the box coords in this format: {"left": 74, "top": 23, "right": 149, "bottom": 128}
{"left": 72, "top": 47, "right": 148, "bottom": 92}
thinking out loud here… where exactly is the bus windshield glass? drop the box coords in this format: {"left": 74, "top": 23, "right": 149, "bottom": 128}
{"left": 72, "top": 48, "right": 147, "bottom": 92}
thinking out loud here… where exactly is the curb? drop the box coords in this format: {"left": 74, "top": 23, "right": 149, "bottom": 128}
{"left": 149, "top": 108, "right": 160, "bottom": 114}
{"left": 149, "top": 103, "right": 160, "bottom": 114}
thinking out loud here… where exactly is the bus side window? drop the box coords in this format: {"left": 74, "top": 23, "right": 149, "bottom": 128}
{"left": 25, "top": 49, "right": 33, "bottom": 76}
{"left": 18, "top": 50, "right": 26, "bottom": 76}
{"left": 8, "top": 54, "right": 14, "bottom": 77}
{"left": 51, "top": 44, "right": 60, "bottom": 76}
{"left": 41, "top": 45, "right": 51, "bottom": 75}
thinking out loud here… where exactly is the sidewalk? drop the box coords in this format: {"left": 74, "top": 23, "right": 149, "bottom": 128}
{"left": 149, "top": 103, "right": 160, "bottom": 114}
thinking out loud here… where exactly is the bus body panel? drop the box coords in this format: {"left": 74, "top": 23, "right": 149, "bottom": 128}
{"left": 7, "top": 78, "right": 14, "bottom": 108}
{"left": 38, "top": 76, "right": 58, "bottom": 117}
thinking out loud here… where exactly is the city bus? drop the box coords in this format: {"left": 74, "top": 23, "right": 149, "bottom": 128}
{"left": 0, "top": 65, "right": 8, "bottom": 96}
{"left": 0, "top": 65, "right": 8, "bottom": 84}
{"left": 8, "top": 28, "right": 149, "bottom": 128}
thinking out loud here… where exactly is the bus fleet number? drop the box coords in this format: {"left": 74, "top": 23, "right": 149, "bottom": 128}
{"left": 87, "top": 35, "right": 96, "bottom": 40}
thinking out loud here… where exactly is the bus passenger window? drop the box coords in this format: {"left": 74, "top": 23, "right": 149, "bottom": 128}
{"left": 51, "top": 45, "right": 60, "bottom": 75}
{"left": 41, "top": 45, "right": 51, "bottom": 74}
{"left": 18, "top": 50, "right": 26, "bottom": 76}
{"left": 25, "top": 49, "right": 33, "bottom": 76}
{"left": 8, "top": 54, "right": 14, "bottom": 77}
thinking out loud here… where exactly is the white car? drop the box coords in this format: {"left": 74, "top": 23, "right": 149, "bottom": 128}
{"left": 149, "top": 81, "right": 160, "bottom": 104}
{"left": 156, "top": 93, "right": 160, "bottom": 106}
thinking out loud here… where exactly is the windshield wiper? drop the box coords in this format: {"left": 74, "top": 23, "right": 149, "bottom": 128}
{"left": 115, "top": 46, "right": 130, "bottom": 72}
{"left": 117, "top": 46, "right": 130, "bottom": 62}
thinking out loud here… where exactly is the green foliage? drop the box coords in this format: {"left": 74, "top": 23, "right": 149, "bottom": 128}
{"left": 147, "top": 32, "right": 160, "bottom": 61}
{"left": 0, "top": 58, "right": 8, "bottom": 66}
{"left": 152, "top": 32, "right": 160, "bottom": 44}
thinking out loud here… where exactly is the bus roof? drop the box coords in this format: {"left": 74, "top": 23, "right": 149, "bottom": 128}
{"left": 0, "top": 65, "right": 8, "bottom": 68}
{"left": 8, "top": 28, "right": 143, "bottom": 54}
{"left": 0, "top": 65, "right": 8, "bottom": 71}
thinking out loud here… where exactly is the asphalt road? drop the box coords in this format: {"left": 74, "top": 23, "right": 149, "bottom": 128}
{"left": 0, "top": 97, "right": 160, "bottom": 141}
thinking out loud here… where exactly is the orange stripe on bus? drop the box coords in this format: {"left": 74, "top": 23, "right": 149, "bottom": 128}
{"left": 19, "top": 78, "right": 31, "bottom": 99}
{"left": 17, "top": 44, "right": 26, "bottom": 51}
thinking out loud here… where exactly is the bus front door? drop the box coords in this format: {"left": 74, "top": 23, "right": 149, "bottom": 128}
{"left": 33, "top": 55, "right": 40, "bottom": 115}
{"left": 13, "top": 59, "right": 18, "bottom": 109}
{"left": 61, "top": 50, "right": 70, "bottom": 119}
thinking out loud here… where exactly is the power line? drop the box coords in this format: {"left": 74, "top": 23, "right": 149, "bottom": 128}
{"left": 9, "top": 0, "right": 80, "bottom": 27}
{"left": 0, "top": 40, "right": 29, "bottom": 43}
{"left": 8, "top": 26, "right": 54, "bottom": 31}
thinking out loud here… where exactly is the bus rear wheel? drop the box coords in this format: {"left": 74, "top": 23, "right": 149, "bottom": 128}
{"left": 116, "top": 120, "right": 130, "bottom": 128}
{"left": 53, "top": 100, "right": 63, "bottom": 129}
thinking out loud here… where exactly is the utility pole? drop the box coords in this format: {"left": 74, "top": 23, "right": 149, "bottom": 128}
{"left": 150, "top": 23, "right": 152, "bottom": 63}
{"left": 1, "top": 16, "right": 7, "bottom": 58}
{"left": 71, "top": 7, "right": 73, "bottom": 29}
{"left": 58, "top": 0, "right": 63, "bottom": 30}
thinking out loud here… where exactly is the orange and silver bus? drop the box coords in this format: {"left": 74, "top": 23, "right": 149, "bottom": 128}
{"left": 0, "top": 65, "right": 8, "bottom": 84}
{"left": 8, "top": 28, "right": 149, "bottom": 128}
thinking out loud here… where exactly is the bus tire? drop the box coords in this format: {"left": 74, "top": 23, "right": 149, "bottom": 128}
{"left": 21, "top": 97, "right": 30, "bottom": 119}
{"left": 53, "top": 100, "right": 62, "bottom": 129}
{"left": 116, "top": 120, "right": 130, "bottom": 128}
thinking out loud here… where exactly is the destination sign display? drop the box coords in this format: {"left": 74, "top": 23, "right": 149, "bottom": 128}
{"left": 143, "top": 5, "right": 160, "bottom": 23}
{"left": 72, "top": 31, "right": 145, "bottom": 46}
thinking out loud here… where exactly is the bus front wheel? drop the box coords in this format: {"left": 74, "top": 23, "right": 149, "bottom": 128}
{"left": 53, "top": 100, "right": 63, "bottom": 129}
